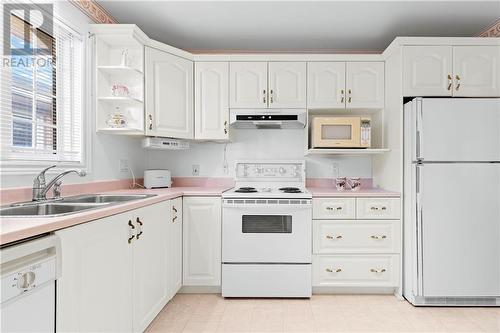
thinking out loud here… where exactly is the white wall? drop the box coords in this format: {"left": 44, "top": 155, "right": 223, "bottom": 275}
{"left": 147, "top": 129, "right": 371, "bottom": 179}
{"left": 0, "top": 2, "right": 146, "bottom": 189}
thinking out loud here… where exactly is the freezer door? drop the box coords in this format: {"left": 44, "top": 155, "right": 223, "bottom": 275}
{"left": 418, "top": 163, "right": 500, "bottom": 297}
{"left": 416, "top": 98, "right": 500, "bottom": 162}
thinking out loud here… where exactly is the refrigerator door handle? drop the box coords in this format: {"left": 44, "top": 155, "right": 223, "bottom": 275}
{"left": 415, "top": 165, "right": 424, "bottom": 295}
{"left": 415, "top": 98, "right": 423, "bottom": 161}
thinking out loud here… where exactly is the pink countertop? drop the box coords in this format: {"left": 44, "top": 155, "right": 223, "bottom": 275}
{"left": 0, "top": 186, "right": 230, "bottom": 246}
{"left": 308, "top": 187, "right": 400, "bottom": 197}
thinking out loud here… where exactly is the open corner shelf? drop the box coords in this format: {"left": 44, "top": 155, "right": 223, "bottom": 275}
{"left": 305, "top": 148, "right": 391, "bottom": 156}
{"left": 97, "top": 127, "right": 145, "bottom": 136}
{"left": 97, "top": 65, "right": 143, "bottom": 76}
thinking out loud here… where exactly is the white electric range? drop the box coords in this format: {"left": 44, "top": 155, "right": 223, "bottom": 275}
{"left": 222, "top": 160, "right": 312, "bottom": 298}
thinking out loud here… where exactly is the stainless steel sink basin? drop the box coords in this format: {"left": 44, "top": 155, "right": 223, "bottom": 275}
{"left": 0, "top": 194, "right": 156, "bottom": 217}
{"left": 61, "top": 194, "right": 155, "bottom": 204}
{"left": 0, "top": 203, "right": 108, "bottom": 217}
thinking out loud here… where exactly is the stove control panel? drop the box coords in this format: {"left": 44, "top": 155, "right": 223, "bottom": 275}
{"left": 235, "top": 161, "right": 305, "bottom": 181}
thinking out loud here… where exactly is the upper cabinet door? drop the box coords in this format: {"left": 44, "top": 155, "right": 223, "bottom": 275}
{"left": 145, "top": 47, "right": 194, "bottom": 139}
{"left": 195, "top": 62, "right": 229, "bottom": 140}
{"left": 268, "top": 62, "right": 307, "bottom": 108}
{"left": 307, "top": 62, "right": 346, "bottom": 109}
{"left": 403, "top": 46, "right": 453, "bottom": 97}
{"left": 230, "top": 62, "right": 268, "bottom": 108}
{"left": 346, "top": 62, "right": 385, "bottom": 109}
{"left": 453, "top": 46, "right": 500, "bottom": 97}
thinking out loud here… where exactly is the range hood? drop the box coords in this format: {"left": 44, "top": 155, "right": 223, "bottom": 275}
{"left": 229, "top": 109, "right": 307, "bottom": 129}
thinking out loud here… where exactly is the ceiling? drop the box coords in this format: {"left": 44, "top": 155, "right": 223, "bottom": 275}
{"left": 97, "top": 1, "right": 500, "bottom": 53}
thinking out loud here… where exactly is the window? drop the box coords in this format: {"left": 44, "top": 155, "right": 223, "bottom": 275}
{"left": 1, "top": 10, "right": 84, "bottom": 169}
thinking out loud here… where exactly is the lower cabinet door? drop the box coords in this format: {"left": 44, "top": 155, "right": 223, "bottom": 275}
{"left": 132, "top": 201, "right": 170, "bottom": 333}
{"left": 56, "top": 212, "right": 134, "bottom": 333}
{"left": 313, "top": 255, "right": 399, "bottom": 287}
{"left": 183, "top": 197, "right": 222, "bottom": 286}
{"left": 168, "top": 197, "right": 183, "bottom": 299}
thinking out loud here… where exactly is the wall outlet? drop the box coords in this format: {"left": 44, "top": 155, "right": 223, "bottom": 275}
{"left": 192, "top": 164, "right": 200, "bottom": 176}
{"left": 332, "top": 162, "right": 340, "bottom": 179}
{"left": 119, "top": 159, "right": 129, "bottom": 173}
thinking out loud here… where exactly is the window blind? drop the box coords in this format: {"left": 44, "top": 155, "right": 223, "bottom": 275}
{"left": 1, "top": 8, "right": 83, "bottom": 166}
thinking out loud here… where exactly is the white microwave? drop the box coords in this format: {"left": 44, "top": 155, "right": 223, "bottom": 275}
{"left": 311, "top": 116, "right": 371, "bottom": 148}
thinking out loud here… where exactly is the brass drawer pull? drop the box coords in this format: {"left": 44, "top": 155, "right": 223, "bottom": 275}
{"left": 370, "top": 268, "right": 386, "bottom": 273}
{"left": 326, "top": 268, "right": 342, "bottom": 273}
{"left": 447, "top": 74, "right": 452, "bottom": 91}
{"left": 128, "top": 220, "right": 135, "bottom": 244}
{"left": 326, "top": 235, "right": 343, "bottom": 240}
{"left": 341, "top": 89, "right": 345, "bottom": 103}
{"left": 326, "top": 206, "right": 342, "bottom": 211}
{"left": 370, "top": 235, "right": 387, "bottom": 239}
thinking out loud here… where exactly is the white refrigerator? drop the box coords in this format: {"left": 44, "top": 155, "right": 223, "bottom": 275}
{"left": 403, "top": 98, "right": 500, "bottom": 306}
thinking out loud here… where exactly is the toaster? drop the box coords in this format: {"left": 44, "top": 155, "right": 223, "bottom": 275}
{"left": 144, "top": 169, "right": 171, "bottom": 189}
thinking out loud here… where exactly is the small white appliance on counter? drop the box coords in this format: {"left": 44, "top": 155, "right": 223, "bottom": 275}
{"left": 1, "top": 235, "right": 60, "bottom": 332}
{"left": 222, "top": 160, "right": 312, "bottom": 298}
{"left": 144, "top": 169, "right": 172, "bottom": 189}
{"left": 403, "top": 97, "right": 500, "bottom": 306}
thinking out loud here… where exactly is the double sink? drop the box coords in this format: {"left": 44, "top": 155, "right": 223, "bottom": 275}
{"left": 0, "top": 194, "right": 156, "bottom": 217}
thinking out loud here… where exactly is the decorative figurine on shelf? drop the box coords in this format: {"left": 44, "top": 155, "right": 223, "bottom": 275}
{"left": 335, "top": 177, "right": 347, "bottom": 191}
{"left": 120, "top": 49, "right": 129, "bottom": 67}
{"left": 111, "top": 84, "right": 130, "bottom": 97}
{"left": 106, "top": 106, "right": 128, "bottom": 128}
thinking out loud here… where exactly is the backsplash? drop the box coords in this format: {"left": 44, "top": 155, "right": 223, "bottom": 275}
{"left": 146, "top": 129, "right": 372, "bottom": 178}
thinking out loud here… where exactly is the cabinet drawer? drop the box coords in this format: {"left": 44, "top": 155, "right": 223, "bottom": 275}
{"left": 313, "top": 198, "right": 355, "bottom": 219}
{"left": 313, "top": 220, "right": 400, "bottom": 254}
{"left": 356, "top": 198, "right": 400, "bottom": 219}
{"left": 313, "top": 255, "right": 399, "bottom": 287}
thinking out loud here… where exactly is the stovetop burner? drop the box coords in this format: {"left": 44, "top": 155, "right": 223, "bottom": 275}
{"left": 235, "top": 187, "right": 258, "bottom": 193}
{"left": 279, "top": 187, "right": 303, "bottom": 193}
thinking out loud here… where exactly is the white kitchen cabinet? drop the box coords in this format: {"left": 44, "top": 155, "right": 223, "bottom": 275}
{"left": 132, "top": 201, "right": 170, "bottom": 333}
{"left": 346, "top": 62, "right": 385, "bottom": 109}
{"left": 183, "top": 197, "right": 222, "bottom": 286}
{"left": 56, "top": 211, "right": 134, "bottom": 333}
{"left": 230, "top": 62, "right": 268, "bottom": 108}
{"left": 168, "top": 197, "right": 183, "bottom": 299}
{"left": 145, "top": 46, "right": 194, "bottom": 139}
{"left": 268, "top": 62, "right": 307, "bottom": 108}
{"left": 453, "top": 46, "right": 500, "bottom": 97}
{"left": 403, "top": 46, "right": 453, "bottom": 97}
{"left": 56, "top": 201, "right": 171, "bottom": 333}
{"left": 307, "top": 62, "right": 346, "bottom": 109}
{"left": 195, "top": 62, "right": 230, "bottom": 140}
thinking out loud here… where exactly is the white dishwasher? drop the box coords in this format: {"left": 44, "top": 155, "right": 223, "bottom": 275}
{"left": 1, "top": 235, "right": 60, "bottom": 333}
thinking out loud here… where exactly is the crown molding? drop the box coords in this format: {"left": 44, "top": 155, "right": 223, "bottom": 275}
{"left": 477, "top": 19, "right": 500, "bottom": 37}
{"left": 69, "top": 0, "right": 118, "bottom": 24}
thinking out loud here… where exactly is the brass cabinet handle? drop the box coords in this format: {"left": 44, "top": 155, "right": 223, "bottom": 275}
{"left": 148, "top": 114, "right": 153, "bottom": 130}
{"left": 370, "top": 206, "right": 378, "bottom": 210}
{"left": 447, "top": 74, "right": 452, "bottom": 91}
{"left": 224, "top": 121, "right": 228, "bottom": 134}
{"left": 370, "top": 268, "right": 386, "bottom": 273}
{"left": 136, "top": 217, "right": 143, "bottom": 239}
{"left": 326, "top": 235, "right": 343, "bottom": 240}
{"left": 340, "top": 89, "right": 345, "bottom": 103}
{"left": 326, "top": 206, "right": 342, "bottom": 211}
{"left": 270, "top": 89, "right": 274, "bottom": 103}
{"left": 172, "top": 206, "right": 177, "bottom": 213}
{"left": 128, "top": 220, "right": 135, "bottom": 244}
{"left": 348, "top": 89, "right": 352, "bottom": 103}
{"left": 326, "top": 268, "right": 342, "bottom": 273}
{"left": 370, "top": 235, "right": 387, "bottom": 240}
{"left": 455, "top": 75, "right": 461, "bottom": 91}
{"left": 263, "top": 90, "right": 266, "bottom": 104}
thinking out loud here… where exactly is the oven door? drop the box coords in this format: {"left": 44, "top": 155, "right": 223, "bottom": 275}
{"left": 222, "top": 200, "right": 312, "bottom": 263}
{"left": 312, "top": 116, "right": 361, "bottom": 148}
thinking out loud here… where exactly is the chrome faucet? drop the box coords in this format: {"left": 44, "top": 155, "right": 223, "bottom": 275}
{"left": 32, "top": 165, "right": 86, "bottom": 201}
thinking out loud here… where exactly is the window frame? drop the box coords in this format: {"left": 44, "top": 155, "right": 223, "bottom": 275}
{"left": 0, "top": 3, "right": 91, "bottom": 175}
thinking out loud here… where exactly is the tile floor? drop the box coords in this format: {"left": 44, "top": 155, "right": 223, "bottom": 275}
{"left": 146, "top": 294, "right": 500, "bottom": 333}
